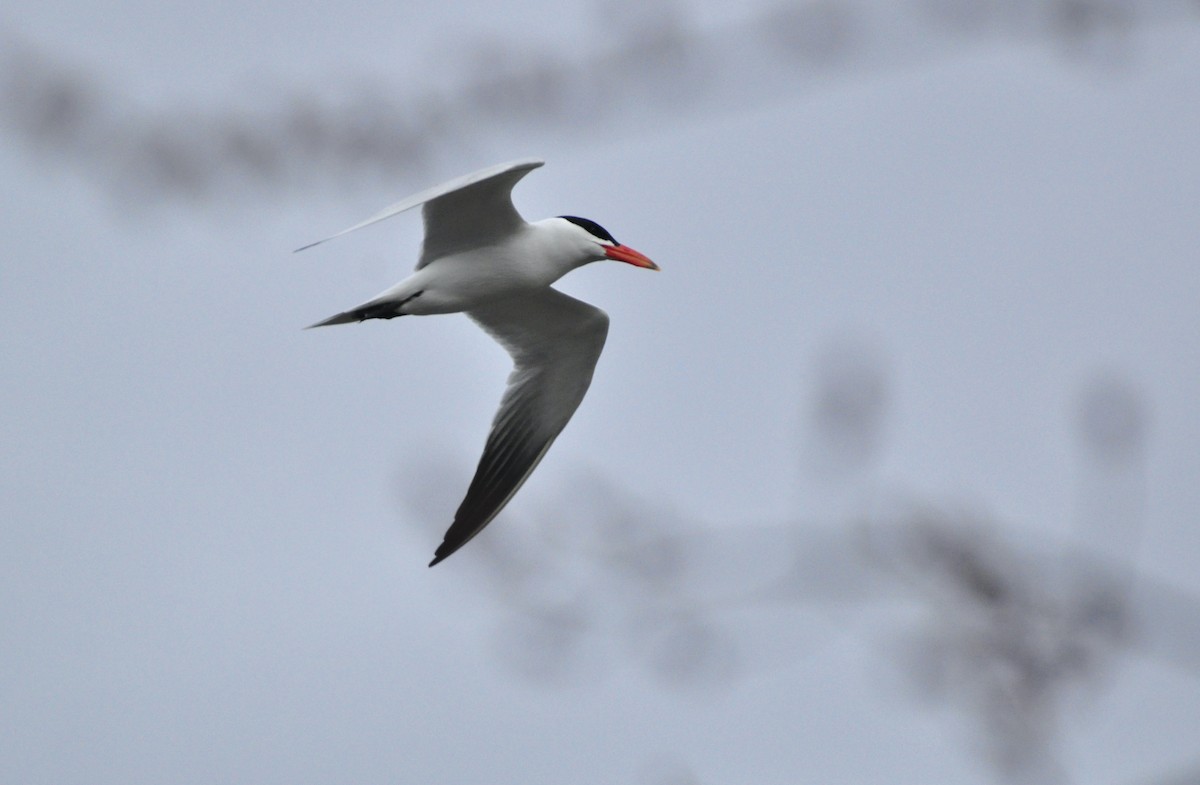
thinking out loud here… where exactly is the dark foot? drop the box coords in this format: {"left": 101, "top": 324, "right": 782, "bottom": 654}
{"left": 359, "top": 290, "right": 422, "bottom": 321}
{"left": 356, "top": 303, "right": 403, "bottom": 320}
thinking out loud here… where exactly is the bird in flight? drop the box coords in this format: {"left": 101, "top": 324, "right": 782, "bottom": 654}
{"left": 298, "top": 159, "right": 658, "bottom": 566}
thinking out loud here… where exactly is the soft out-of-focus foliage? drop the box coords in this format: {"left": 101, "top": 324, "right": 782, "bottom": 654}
{"left": 399, "top": 339, "right": 1200, "bottom": 785}
{"left": 3, "top": 0, "right": 1195, "bottom": 203}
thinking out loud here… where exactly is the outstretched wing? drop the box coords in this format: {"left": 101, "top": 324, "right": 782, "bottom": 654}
{"left": 294, "top": 158, "right": 544, "bottom": 260}
{"left": 429, "top": 288, "right": 610, "bottom": 566}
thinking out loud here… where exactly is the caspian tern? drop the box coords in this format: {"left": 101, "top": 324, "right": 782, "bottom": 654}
{"left": 298, "top": 159, "right": 658, "bottom": 566}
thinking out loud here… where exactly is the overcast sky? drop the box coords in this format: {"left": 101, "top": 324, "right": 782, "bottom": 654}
{"left": 4, "top": 2, "right": 1200, "bottom": 784}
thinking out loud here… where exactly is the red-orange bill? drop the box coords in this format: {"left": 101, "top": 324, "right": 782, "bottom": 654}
{"left": 604, "top": 244, "right": 659, "bottom": 270}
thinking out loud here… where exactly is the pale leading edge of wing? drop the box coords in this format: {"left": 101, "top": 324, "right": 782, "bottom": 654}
{"left": 293, "top": 158, "right": 544, "bottom": 253}
{"left": 428, "top": 288, "right": 610, "bottom": 566}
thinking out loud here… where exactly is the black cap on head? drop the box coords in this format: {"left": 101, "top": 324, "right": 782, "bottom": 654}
{"left": 560, "top": 215, "right": 617, "bottom": 244}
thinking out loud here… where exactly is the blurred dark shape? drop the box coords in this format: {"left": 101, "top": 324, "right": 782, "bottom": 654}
{"left": 761, "top": 1, "right": 856, "bottom": 66}
{"left": 916, "top": 0, "right": 1138, "bottom": 59}
{"left": 917, "top": 0, "right": 1012, "bottom": 34}
{"left": 594, "top": 0, "right": 695, "bottom": 71}
{"left": 399, "top": 462, "right": 877, "bottom": 688}
{"left": 1072, "top": 370, "right": 1149, "bottom": 603}
{"left": 391, "top": 345, "right": 1195, "bottom": 782}
{"left": 804, "top": 338, "right": 889, "bottom": 479}
{"left": 867, "top": 501, "right": 1200, "bottom": 782}
{"left": 393, "top": 410, "right": 1200, "bottom": 780}
{"left": 529, "top": 475, "right": 744, "bottom": 688}
{"left": 740, "top": 519, "right": 883, "bottom": 605}
{"left": 1076, "top": 371, "right": 1147, "bottom": 467}
{"left": 5, "top": 0, "right": 1195, "bottom": 205}
{"left": 465, "top": 43, "right": 569, "bottom": 124}
{"left": 123, "top": 119, "right": 212, "bottom": 200}
{"left": 396, "top": 466, "right": 740, "bottom": 687}
{"left": 0, "top": 39, "right": 96, "bottom": 150}
{"left": 1051, "top": 0, "right": 1136, "bottom": 66}
{"left": 439, "top": 465, "right": 1199, "bottom": 770}
{"left": 492, "top": 598, "right": 593, "bottom": 684}
{"left": 554, "top": 475, "right": 690, "bottom": 589}
{"left": 869, "top": 507, "right": 1119, "bottom": 782}
{"left": 216, "top": 117, "right": 286, "bottom": 186}
{"left": 638, "top": 610, "right": 738, "bottom": 687}
{"left": 0, "top": 34, "right": 446, "bottom": 200}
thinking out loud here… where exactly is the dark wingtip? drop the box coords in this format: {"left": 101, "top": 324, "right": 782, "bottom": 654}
{"left": 429, "top": 536, "right": 463, "bottom": 567}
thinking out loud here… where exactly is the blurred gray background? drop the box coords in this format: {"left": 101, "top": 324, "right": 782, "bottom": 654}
{"left": 3, "top": 1, "right": 1200, "bottom": 783}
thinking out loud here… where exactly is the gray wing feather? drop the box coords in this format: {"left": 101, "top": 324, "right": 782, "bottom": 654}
{"left": 429, "top": 289, "right": 609, "bottom": 566}
{"left": 294, "top": 158, "right": 543, "bottom": 255}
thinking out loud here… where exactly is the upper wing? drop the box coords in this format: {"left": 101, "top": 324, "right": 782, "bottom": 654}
{"left": 293, "top": 158, "right": 544, "bottom": 257}
{"left": 428, "top": 288, "right": 610, "bottom": 566}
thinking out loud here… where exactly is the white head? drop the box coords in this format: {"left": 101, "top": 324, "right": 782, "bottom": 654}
{"left": 548, "top": 215, "right": 659, "bottom": 271}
